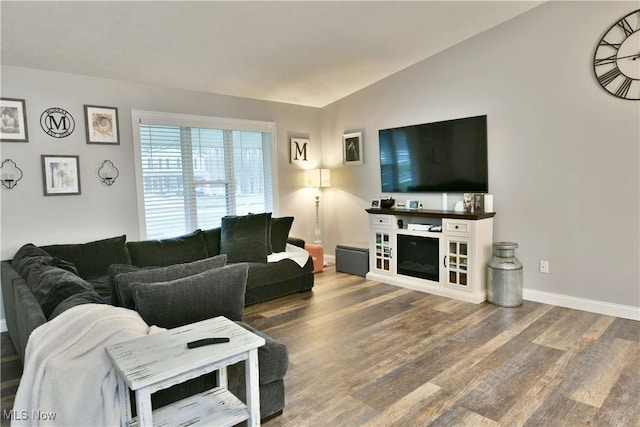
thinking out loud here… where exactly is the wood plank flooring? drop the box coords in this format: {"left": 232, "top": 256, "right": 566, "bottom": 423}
{"left": 244, "top": 267, "right": 639, "bottom": 426}
{"left": 1, "top": 333, "right": 21, "bottom": 427}
{"left": 1, "top": 266, "right": 638, "bottom": 426}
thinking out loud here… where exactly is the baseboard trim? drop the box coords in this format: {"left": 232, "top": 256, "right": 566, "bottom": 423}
{"left": 523, "top": 288, "right": 639, "bottom": 321}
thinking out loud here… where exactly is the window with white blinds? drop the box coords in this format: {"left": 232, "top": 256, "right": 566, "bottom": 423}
{"left": 132, "top": 110, "right": 276, "bottom": 239}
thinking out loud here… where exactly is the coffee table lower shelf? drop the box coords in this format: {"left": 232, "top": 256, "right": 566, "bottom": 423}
{"left": 127, "top": 387, "right": 248, "bottom": 427}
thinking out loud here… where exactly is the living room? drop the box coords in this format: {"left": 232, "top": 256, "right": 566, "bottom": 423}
{"left": 0, "top": 0, "right": 638, "bottom": 424}
{"left": 1, "top": 1, "right": 638, "bottom": 324}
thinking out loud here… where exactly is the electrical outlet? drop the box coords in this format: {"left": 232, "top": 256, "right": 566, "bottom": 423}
{"left": 539, "top": 260, "right": 549, "bottom": 274}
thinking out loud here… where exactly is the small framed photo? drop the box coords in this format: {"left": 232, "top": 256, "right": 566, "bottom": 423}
{"left": 474, "top": 194, "right": 485, "bottom": 212}
{"left": 343, "top": 132, "right": 363, "bottom": 165}
{"left": 1, "top": 98, "right": 29, "bottom": 142}
{"left": 463, "top": 193, "right": 474, "bottom": 213}
{"left": 370, "top": 199, "right": 381, "bottom": 208}
{"left": 41, "top": 155, "right": 81, "bottom": 196}
{"left": 84, "top": 105, "right": 120, "bottom": 144}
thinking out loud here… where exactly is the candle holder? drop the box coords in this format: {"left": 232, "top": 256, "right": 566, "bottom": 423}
{"left": 97, "top": 160, "right": 119, "bottom": 186}
{"left": 1, "top": 159, "right": 24, "bottom": 189}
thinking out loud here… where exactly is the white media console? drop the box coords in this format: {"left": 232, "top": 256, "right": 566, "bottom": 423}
{"left": 366, "top": 208, "right": 495, "bottom": 303}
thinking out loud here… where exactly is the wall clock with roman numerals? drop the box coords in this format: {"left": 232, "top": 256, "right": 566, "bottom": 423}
{"left": 593, "top": 9, "right": 640, "bottom": 100}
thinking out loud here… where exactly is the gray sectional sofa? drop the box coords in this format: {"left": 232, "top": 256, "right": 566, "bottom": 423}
{"left": 1, "top": 212, "right": 313, "bottom": 420}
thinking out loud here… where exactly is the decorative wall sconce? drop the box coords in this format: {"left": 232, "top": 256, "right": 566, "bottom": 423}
{"left": 1, "top": 159, "right": 24, "bottom": 189}
{"left": 97, "top": 160, "right": 119, "bottom": 186}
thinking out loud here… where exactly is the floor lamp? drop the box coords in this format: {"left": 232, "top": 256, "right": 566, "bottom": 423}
{"left": 305, "top": 168, "right": 331, "bottom": 244}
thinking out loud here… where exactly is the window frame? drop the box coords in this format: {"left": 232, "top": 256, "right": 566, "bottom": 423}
{"left": 131, "top": 109, "right": 279, "bottom": 240}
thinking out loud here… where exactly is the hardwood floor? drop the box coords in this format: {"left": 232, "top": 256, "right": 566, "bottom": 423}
{"left": 245, "top": 267, "right": 639, "bottom": 426}
{"left": 1, "top": 267, "right": 638, "bottom": 426}
{"left": 1, "top": 333, "right": 21, "bottom": 427}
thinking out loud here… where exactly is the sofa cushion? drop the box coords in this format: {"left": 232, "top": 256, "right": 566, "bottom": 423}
{"left": 109, "top": 255, "right": 227, "bottom": 309}
{"left": 205, "top": 215, "right": 294, "bottom": 257}
{"left": 12, "top": 244, "right": 78, "bottom": 276}
{"left": 11, "top": 243, "right": 104, "bottom": 319}
{"left": 126, "top": 230, "right": 208, "bottom": 267}
{"left": 287, "top": 236, "right": 305, "bottom": 249}
{"left": 236, "top": 321, "right": 289, "bottom": 384}
{"left": 270, "top": 216, "right": 294, "bottom": 253}
{"left": 202, "top": 227, "right": 221, "bottom": 257}
{"left": 34, "top": 268, "right": 97, "bottom": 319}
{"left": 246, "top": 258, "right": 311, "bottom": 290}
{"left": 40, "top": 235, "right": 130, "bottom": 279}
{"left": 220, "top": 213, "right": 271, "bottom": 263}
{"left": 132, "top": 263, "right": 249, "bottom": 329}
{"left": 49, "top": 292, "right": 107, "bottom": 319}
{"left": 107, "top": 264, "right": 145, "bottom": 306}
{"left": 87, "top": 276, "right": 112, "bottom": 300}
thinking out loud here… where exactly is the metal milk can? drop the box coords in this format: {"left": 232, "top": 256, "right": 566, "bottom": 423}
{"left": 487, "top": 242, "right": 523, "bottom": 307}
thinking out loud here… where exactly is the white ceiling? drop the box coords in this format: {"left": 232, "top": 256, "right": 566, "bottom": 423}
{"left": 1, "top": 1, "right": 544, "bottom": 108}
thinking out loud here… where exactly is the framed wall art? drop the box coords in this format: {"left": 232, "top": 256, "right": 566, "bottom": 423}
{"left": 343, "top": 132, "right": 362, "bottom": 165}
{"left": 290, "top": 137, "right": 309, "bottom": 165}
{"left": 41, "top": 155, "right": 81, "bottom": 196}
{"left": 0, "top": 98, "right": 29, "bottom": 142}
{"left": 84, "top": 105, "right": 120, "bottom": 144}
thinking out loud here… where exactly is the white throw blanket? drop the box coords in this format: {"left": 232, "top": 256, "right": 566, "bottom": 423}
{"left": 267, "top": 243, "right": 310, "bottom": 267}
{"left": 12, "top": 304, "right": 160, "bottom": 426}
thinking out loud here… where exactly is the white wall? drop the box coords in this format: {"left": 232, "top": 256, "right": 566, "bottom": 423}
{"left": 320, "top": 1, "right": 639, "bottom": 317}
{"left": 0, "top": 67, "right": 323, "bottom": 328}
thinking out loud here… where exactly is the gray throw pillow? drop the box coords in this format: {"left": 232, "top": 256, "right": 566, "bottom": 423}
{"left": 132, "top": 263, "right": 249, "bottom": 329}
{"left": 126, "top": 230, "right": 208, "bottom": 267}
{"left": 270, "top": 216, "right": 294, "bottom": 253}
{"left": 220, "top": 213, "right": 270, "bottom": 263}
{"left": 41, "top": 235, "right": 130, "bottom": 279}
{"left": 112, "top": 254, "right": 227, "bottom": 309}
{"left": 202, "top": 227, "right": 221, "bottom": 257}
{"left": 49, "top": 290, "right": 107, "bottom": 319}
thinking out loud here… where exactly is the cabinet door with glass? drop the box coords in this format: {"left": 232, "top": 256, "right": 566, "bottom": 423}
{"left": 445, "top": 238, "right": 471, "bottom": 290}
{"left": 371, "top": 230, "right": 393, "bottom": 275}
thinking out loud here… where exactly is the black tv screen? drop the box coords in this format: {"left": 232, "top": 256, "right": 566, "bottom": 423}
{"left": 379, "top": 115, "right": 488, "bottom": 193}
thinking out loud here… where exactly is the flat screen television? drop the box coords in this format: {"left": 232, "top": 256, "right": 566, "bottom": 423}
{"left": 378, "top": 115, "right": 488, "bottom": 193}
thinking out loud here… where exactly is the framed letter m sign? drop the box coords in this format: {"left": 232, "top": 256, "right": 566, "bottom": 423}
{"left": 290, "top": 138, "right": 309, "bottom": 164}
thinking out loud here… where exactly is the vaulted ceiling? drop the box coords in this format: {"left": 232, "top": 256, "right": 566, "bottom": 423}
{"left": 1, "top": 1, "right": 544, "bottom": 107}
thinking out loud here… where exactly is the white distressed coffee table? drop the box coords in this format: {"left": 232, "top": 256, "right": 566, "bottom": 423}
{"left": 106, "top": 316, "right": 265, "bottom": 427}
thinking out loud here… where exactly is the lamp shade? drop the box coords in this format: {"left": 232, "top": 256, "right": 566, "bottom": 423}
{"left": 305, "top": 168, "right": 331, "bottom": 188}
